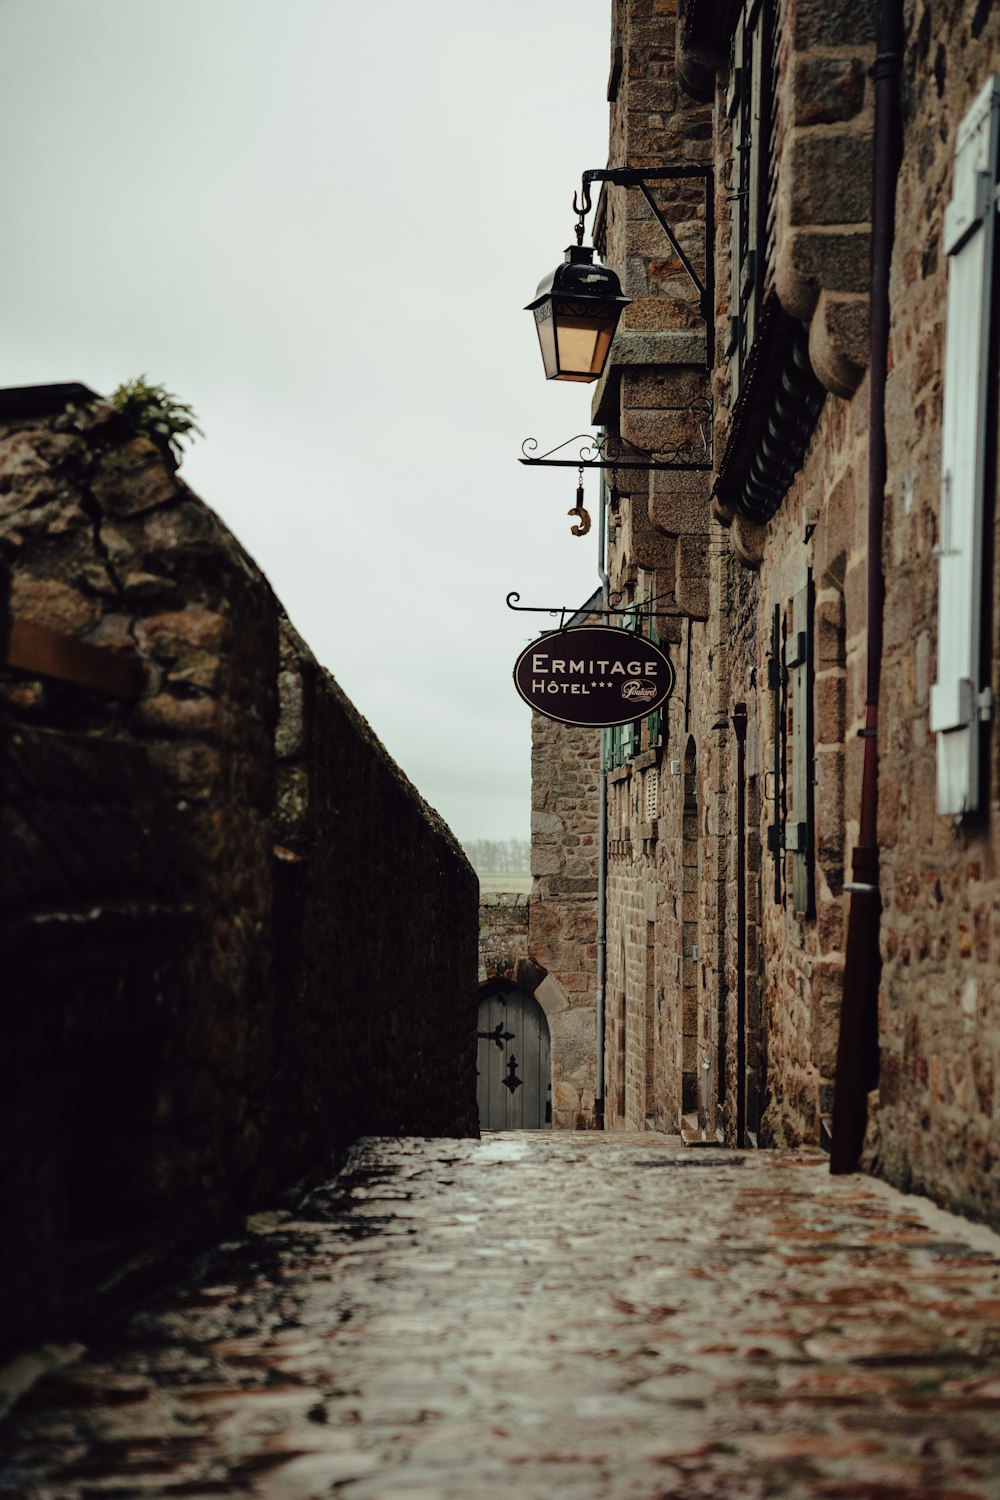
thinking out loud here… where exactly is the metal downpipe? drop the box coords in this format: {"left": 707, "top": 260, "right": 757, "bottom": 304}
{"left": 830, "top": 0, "right": 903, "bottom": 1173}
{"left": 595, "top": 476, "right": 610, "bottom": 1129}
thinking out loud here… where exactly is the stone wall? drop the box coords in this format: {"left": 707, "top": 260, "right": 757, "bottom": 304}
{"left": 0, "top": 385, "right": 478, "bottom": 1352}
{"left": 597, "top": 0, "right": 722, "bottom": 1141}
{"left": 478, "top": 893, "right": 531, "bottom": 985}
{"left": 578, "top": 0, "right": 1000, "bottom": 1226}
{"left": 874, "top": 1, "right": 1000, "bottom": 1222}
{"left": 529, "top": 711, "right": 600, "bottom": 1130}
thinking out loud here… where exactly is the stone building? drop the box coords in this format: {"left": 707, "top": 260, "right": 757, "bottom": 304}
{"left": 527, "top": 0, "right": 1000, "bottom": 1223}
{"left": 475, "top": 592, "right": 602, "bottom": 1132}
{"left": 528, "top": 590, "right": 604, "bottom": 1129}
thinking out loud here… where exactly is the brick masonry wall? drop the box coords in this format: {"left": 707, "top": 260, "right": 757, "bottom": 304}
{"left": 599, "top": 0, "right": 721, "bottom": 1139}
{"left": 556, "top": 0, "right": 1000, "bottom": 1223}
{"left": 529, "top": 712, "right": 600, "bottom": 1130}
{"left": 701, "top": 0, "right": 1000, "bottom": 1214}
{"left": 737, "top": 393, "right": 868, "bottom": 1151}
{"left": 702, "top": 0, "right": 875, "bottom": 1150}
{"left": 873, "top": 1, "right": 1000, "bottom": 1223}
{"left": 0, "top": 389, "right": 478, "bottom": 1351}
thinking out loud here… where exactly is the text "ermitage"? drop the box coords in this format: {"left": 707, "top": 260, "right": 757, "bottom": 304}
{"left": 530, "top": 653, "right": 657, "bottom": 677}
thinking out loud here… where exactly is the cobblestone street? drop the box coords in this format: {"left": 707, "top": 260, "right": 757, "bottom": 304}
{"left": 3, "top": 1132, "right": 1000, "bottom": 1499}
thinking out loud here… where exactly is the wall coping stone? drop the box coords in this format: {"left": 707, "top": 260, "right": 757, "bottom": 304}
{"left": 0, "top": 383, "right": 100, "bottom": 421}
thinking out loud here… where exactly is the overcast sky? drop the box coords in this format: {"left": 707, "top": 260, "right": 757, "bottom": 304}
{"left": 1, "top": 0, "right": 612, "bottom": 843}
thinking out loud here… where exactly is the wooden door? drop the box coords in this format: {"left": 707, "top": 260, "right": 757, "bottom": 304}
{"left": 476, "top": 987, "right": 551, "bottom": 1130}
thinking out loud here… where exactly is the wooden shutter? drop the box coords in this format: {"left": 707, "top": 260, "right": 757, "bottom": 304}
{"left": 785, "top": 578, "right": 814, "bottom": 915}
{"left": 727, "top": 8, "right": 747, "bottom": 392}
{"left": 766, "top": 602, "right": 784, "bottom": 903}
{"left": 646, "top": 586, "right": 663, "bottom": 749}
{"left": 622, "top": 718, "right": 638, "bottom": 760}
{"left": 620, "top": 605, "right": 640, "bottom": 761}
{"left": 726, "top": 0, "right": 774, "bottom": 400}
{"left": 930, "top": 76, "right": 1000, "bottom": 816}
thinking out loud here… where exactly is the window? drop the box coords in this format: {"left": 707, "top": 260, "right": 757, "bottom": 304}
{"left": 930, "top": 76, "right": 1000, "bottom": 817}
{"left": 726, "top": 0, "right": 776, "bottom": 401}
{"left": 601, "top": 596, "right": 664, "bottom": 769}
{"left": 767, "top": 578, "right": 815, "bottom": 915}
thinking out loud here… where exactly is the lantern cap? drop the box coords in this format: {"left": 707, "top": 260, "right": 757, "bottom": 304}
{"left": 525, "top": 245, "right": 630, "bottom": 310}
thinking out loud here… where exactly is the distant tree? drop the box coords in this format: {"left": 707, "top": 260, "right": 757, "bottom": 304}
{"left": 463, "top": 838, "right": 529, "bottom": 874}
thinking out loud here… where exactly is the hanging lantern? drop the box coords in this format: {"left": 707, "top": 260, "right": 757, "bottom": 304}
{"left": 526, "top": 245, "right": 630, "bottom": 383}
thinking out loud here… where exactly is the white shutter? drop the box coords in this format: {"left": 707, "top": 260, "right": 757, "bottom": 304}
{"left": 930, "top": 76, "right": 1000, "bottom": 817}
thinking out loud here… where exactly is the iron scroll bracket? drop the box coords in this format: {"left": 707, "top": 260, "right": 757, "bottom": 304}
{"left": 574, "top": 165, "right": 715, "bottom": 329}
{"left": 519, "top": 415, "right": 711, "bottom": 474}
{"left": 506, "top": 591, "right": 665, "bottom": 626}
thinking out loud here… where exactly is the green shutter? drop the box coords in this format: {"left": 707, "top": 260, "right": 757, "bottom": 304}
{"left": 646, "top": 586, "right": 663, "bottom": 748}
{"left": 622, "top": 718, "right": 637, "bottom": 760}
{"left": 785, "top": 576, "right": 814, "bottom": 915}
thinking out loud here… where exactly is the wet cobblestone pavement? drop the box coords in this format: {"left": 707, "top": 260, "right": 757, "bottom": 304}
{"left": 3, "top": 1132, "right": 1000, "bottom": 1499}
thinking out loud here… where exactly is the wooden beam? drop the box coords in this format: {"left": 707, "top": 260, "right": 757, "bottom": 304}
{"left": 3, "top": 617, "right": 141, "bottom": 701}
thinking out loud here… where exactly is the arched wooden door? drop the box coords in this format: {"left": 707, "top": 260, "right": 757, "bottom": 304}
{"left": 476, "top": 985, "right": 552, "bottom": 1130}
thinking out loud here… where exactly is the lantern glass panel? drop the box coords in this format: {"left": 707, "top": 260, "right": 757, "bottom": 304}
{"left": 533, "top": 302, "right": 558, "bottom": 381}
{"left": 553, "top": 312, "right": 617, "bottom": 381}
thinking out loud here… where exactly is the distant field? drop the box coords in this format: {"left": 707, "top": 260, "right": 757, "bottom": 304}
{"left": 477, "top": 873, "right": 533, "bottom": 894}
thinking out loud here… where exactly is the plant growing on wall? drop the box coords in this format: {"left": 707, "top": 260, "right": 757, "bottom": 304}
{"left": 108, "top": 377, "right": 204, "bottom": 459}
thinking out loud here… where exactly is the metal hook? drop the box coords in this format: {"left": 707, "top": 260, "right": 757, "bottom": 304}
{"left": 572, "top": 180, "right": 592, "bottom": 245}
{"left": 568, "top": 465, "right": 591, "bottom": 537}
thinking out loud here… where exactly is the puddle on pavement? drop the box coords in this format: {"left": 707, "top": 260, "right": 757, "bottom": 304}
{"left": 474, "top": 1138, "right": 531, "bottom": 1163}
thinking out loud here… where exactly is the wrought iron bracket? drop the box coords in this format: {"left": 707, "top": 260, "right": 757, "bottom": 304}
{"left": 574, "top": 165, "right": 715, "bottom": 329}
{"left": 519, "top": 416, "right": 711, "bottom": 474}
{"left": 507, "top": 591, "right": 668, "bottom": 628}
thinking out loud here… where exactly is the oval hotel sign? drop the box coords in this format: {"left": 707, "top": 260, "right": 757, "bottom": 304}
{"left": 513, "top": 625, "right": 675, "bottom": 727}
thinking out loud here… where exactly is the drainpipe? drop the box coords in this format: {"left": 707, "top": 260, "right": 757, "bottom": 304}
{"left": 594, "top": 477, "right": 610, "bottom": 1129}
{"left": 831, "top": 0, "right": 903, "bottom": 1174}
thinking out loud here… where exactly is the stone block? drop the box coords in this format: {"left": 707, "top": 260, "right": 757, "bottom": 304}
{"left": 534, "top": 972, "right": 571, "bottom": 1019}
{"left": 817, "top": 898, "right": 845, "bottom": 954}
{"left": 731, "top": 515, "right": 766, "bottom": 570}
{"left": 776, "top": 227, "right": 871, "bottom": 323}
{"left": 138, "top": 607, "right": 231, "bottom": 654}
{"left": 531, "top": 809, "right": 564, "bottom": 835}
{"left": 531, "top": 846, "right": 562, "bottom": 877}
{"left": 551, "top": 1005, "right": 597, "bottom": 1081}
{"left": 622, "top": 367, "right": 709, "bottom": 410}
{"left": 789, "top": 0, "right": 876, "bottom": 47}
{"left": 791, "top": 55, "right": 867, "bottom": 126}
{"left": 815, "top": 749, "right": 845, "bottom": 869}
{"left": 90, "top": 440, "right": 176, "bottom": 518}
{"left": 275, "top": 668, "right": 305, "bottom": 759}
{"left": 622, "top": 404, "right": 710, "bottom": 457}
{"left": 626, "top": 494, "right": 677, "bottom": 571}
{"left": 808, "top": 290, "right": 870, "bottom": 397}
{"left": 815, "top": 591, "right": 846, "bottom": 666}
{"left": 649, "top": 469, "right": 712, "bottom": 535}
{"left": 780, "top": 130, "right": 873, "bottom": 228}
{"left": 591, "top": 330, "right": 708, "bottom": 425}
{"left": 814, "top": 672, "right": 846, "bottom": 743}
{"left": 9, "top": 576, "right": 101, "bottom": 635}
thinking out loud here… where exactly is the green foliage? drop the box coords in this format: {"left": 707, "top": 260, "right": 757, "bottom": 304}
{"left": 109, "top": 376, "right": 204, "bottom": 458}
